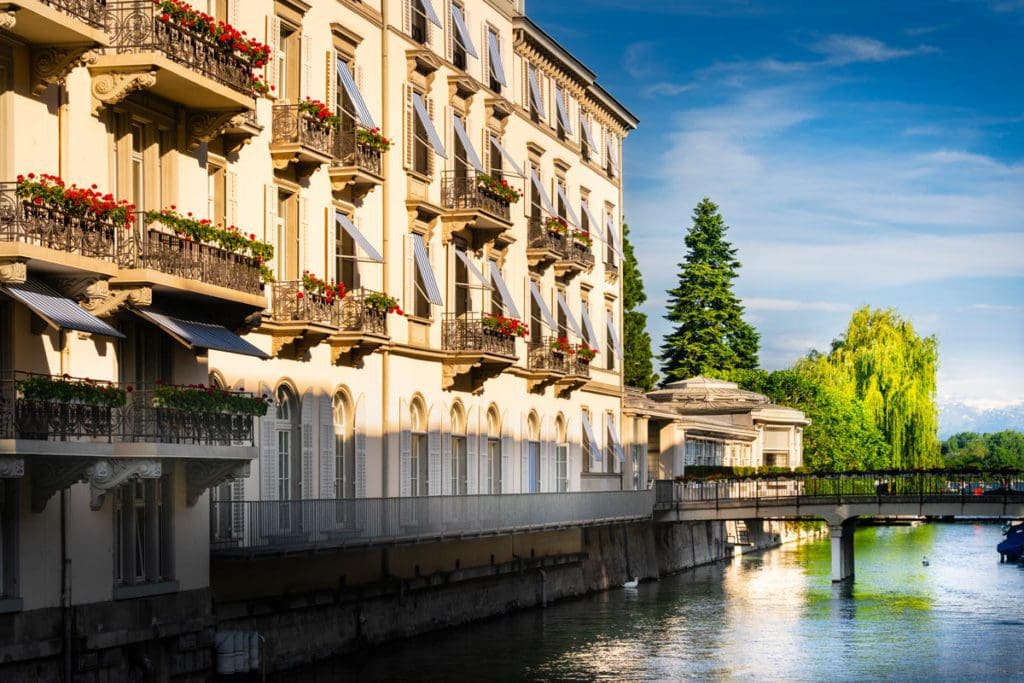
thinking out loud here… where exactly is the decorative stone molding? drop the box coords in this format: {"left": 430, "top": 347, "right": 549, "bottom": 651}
{"left": 31, "top": 458, "right": 94, "bottom": 513}
{"left": 186, "top": 460, "right": 250, "bottom": 507}
{"left": 86, "top": 459, "right": 162, "bottom": 511}
{"left": 187, "top": 109, "right": 246, "bottom": 150}
{"left": 0, "top": 260, "right": 27, "bottom": 284}
{"left": 406, "top": 49, "right": 441, "bottom": 88}
{"left": 442, "top": 358, "right": 483, "bottom": 391}
{"left": 90, "top": 69, "right": 158, "bottom": 113}
{"left": 0, "top": 11, "right": 14, "bottom": 31}
{"left": 74, "top": 282, "right": 152, "bottom": 318}
{"left": 0, "top": 457, "right": 24, "bottom": 478}
{"left": 448, "top": 74, "right": 479, "bottom": 106}
{"left": 32, "top": 46, "right": 97, "bottom": 96}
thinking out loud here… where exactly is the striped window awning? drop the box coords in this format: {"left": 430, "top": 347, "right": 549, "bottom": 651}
{"left": 455, "top": 249, "right": 490, "bottom": 289}
{"left": 605, "top": 212, "right": 623, "bottom": 258}
{"left": 412, "top": 92, "right": 447, "bottom": 159}
{"left": 606, "top": 414, "right": 626, "bottom": 463}
{"left": 555, "top": 87, "right": 573, "bottom": 136}
{"left": 581, "top": 199, "right": 603, "bottom": 242}
{"left": 555, "top": 184, "right": 580, "bottom": 227}
{"left": 580, "top": 303, "right": 601, "bottom": 353}
{"left": 450, "top": 5, "right": 478, "bottom": 58}
{"left": 487, "top": 31, "right": 507, "bottom": 86}
{"left": 452, "top": 114, "right": 484, "bottom": 173}
{"left": 529, "top": 280, "right": 557, "bottom": 332}
{"left": 489, "top": 261, "right": 520, "bottom": 319}
{"left": 1, "top": 278, "right": 124, "bottom": 338}
{"left": 489, "top": 135, "right": 524, "bottom": 177}
{"left": 528, "top": 65, "right": 546, "bottom": 119}
{"left": 606, "top": 133, "right": 620, "bottom": 176}
{"left": 412, "top": 233, "right": 443, "bottom": 306}
{"left": 582, "top": 411, "right": 601, "bottom": 462}
{"left": 580, "top": 112, "right": 597, "bottom": 150}
{"left": 606, "top": 308, "right": 622, "bottom": 358}
{"left": 132, "top": 308, "right": 269, "bottom": 358}
{"left": 336, "top": 61, "right": 375, "bottom": 129}
{"left": 335, "top": 210, "right": 383, "bottom": 263}
{"left": 529, "top": 169, "right": 557, "bottom": 216}
{"left": 418, "top": 0, "right": 443, "bottom": 28}
{"left": 556, "top": 290, "right": 584, "bottom": 339}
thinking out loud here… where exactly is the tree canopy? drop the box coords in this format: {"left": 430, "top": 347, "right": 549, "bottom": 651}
{"left": 660, "top": 198, "right": 759, "bottom": 382}
{"left": 943, "top": 431, "right": 1024, "bottom": 470}
{"left": 622, "top": 222, "right": 657, "bottom": 391}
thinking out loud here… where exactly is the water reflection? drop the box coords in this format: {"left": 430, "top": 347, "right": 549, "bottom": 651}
{"left": 287, "top": 524, "right": 1024, "bottom": 682}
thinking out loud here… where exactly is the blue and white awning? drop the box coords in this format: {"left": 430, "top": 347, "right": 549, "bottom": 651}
{"left": 529, "top": 280, "right": 557, "bottom": 332}
{"left": 489, "top": 261, "right": 520, "bottom": 319}
{"left": 336, "top": 61, "right": 375, "bottom": 129}
{"left": 581, "top": 199, "right": 603, "bottom": 241}
{"left": 605, "top": 212, "right": 623, "bottom": 258}
{"left": 555, "top": 184, "right": 580, "bottom": 227}
{"left": 580, "top": 303, "right": 601, "bottom": 353}
{"left": 580, "top": 112, "right": 597, "bottom": 150}
{"left": 555, "top": 291, "right": 584, "bottom": 339}
{"left": 455, "top": 249, "right": 490, "bottom": 289}
{"left": 606, "top": 414, "right": 626, "bottom": 463}
{"left": 412, "top": 92, "right": 447, "bottom": 159}
{"left": 450, "top": 5, "right": 478, "bottom": 58}
{"left": 489, "top": 135, "right": 524, "bottom": 177}
{"left": 555, "top": 87, "right": 573, "bottom": 136}
{"left": 335, "top": 210, "right": 383, "bottom": 263}
{"left": 606, "top": 308, "right": 622, "bottom": 359}
{"left": 529, "top": 168, "right": 557, "bottom": 217}
{"left": 133, "top": 308, "right": 269, "bottom": 358}
{"left": 606, "top": 133, "right": 620, "bottom": 176}
{"left": 452, "top": 114, "right": 484, "bottom": 173}
{"left": 528, "top": 65, "right": 546, "bottom": 119}
{"left": 582, "top": 411, "right": 601, "bottom": 462}
{"left": 418, "top": 0, "right": 443, "bottom": 28}
{"left": 2, "top": 278, "right": 124, "bottom": 338}
{"left": 487, "top": 31, "right": 507, "bottom": 86}
{"left": 412, "top": 233, "right": 443, "bottom": 306}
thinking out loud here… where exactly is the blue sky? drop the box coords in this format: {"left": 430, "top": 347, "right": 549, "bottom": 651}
{"left": 529, "top": 0, "right": 1024, "bottom": 422}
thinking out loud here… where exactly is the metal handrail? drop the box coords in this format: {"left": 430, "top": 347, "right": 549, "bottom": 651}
{"left": 102, "top": 1, "right": 253, "bottom": 96}
{"left": 0, "top": 182, "right": 119, "bottom": 261}
{"left": 40, "top": 0, "right": 108, "bottom": 29}
{"left": 441, "top": 171, "right": 513, "bottom": 222}
{"left": 527, "top": 217, "right": 568, "bottom": 258}
{"left": 442, "top": 312, "right": 517, "bottom": 357}
{"left": 271, "top": 104, "right": 333, "bottom": 157}
{"left": 331, "top": 127, "right": 383, "bottom": 177}
{"left": 528, "top": 336, "right": 569, "bottom": 374}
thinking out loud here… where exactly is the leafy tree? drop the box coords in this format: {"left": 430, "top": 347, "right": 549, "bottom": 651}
{"left": 622, "top": 222, "right": 657, "bottom": 390}
{"left": 660, "top": 198, "right": 759, "bottom": 382}
{"left": 943, "top": 431, "right": 1024, "bottom": 470}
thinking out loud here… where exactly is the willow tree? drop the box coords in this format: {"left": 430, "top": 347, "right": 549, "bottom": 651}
{"left": 827, "top": 307, "right": 941, "bottom": 469}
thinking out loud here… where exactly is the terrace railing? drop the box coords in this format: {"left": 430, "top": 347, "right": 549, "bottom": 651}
{"left": 0, "top": 182, "right": 119, "bottom": 262}
{"left": 441, "top": 171, "right": 513, "bottom": 223}
{"left": 102, "top": 0, "right": 253, "bottom": 96}
{"left": 332, "top": 128, "right": 383, "bottom": 177}
{"left": 271, "top": 281, "right": 337, "bottom": 325}
{"left": 271, "top": 104, "right": 333, "bottom": 157}
{"left": 528, "top": 337, "right": 569, "bottom": 374}
{"left": 339, "top": 288, "right": 388, "bottom": 336}
{"left": 442, "top": 313, "right": 516, "bottom": 357}
{"left": 40, "top": 0, "right": 108, "bottom": 29}
{"left": 527, "top": 217, "right": 568, "bottom": 258}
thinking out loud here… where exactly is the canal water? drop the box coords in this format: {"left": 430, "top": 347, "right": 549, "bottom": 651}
{"left": 289, "top": 523, "right": 1024, "bottom": 681}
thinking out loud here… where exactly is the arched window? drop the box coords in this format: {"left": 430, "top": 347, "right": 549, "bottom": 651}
{"left": 486, "top": 407, "right": 501, "bottom": 494}
{"left": 410, "top": 398, "right": 428, "bottom": 497}
{"left": 555, "top": 415, "right": 568, "bottom": 492}
{"left": 275, "top": 386, "right": 297, "bottom": 501}
{"left": 334, "top": 392, "right": 355, "bottom": 498}
{"left": 451, "top": 403, "right": 467, "bottom": 495}
{"left": 527, "top": 412, "right": 541, "bottom": 493}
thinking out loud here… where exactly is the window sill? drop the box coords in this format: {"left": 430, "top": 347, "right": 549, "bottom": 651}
{"left": 407, "top": 315, "right": 433, "bottom": 325}
{"left": 406, "top": 169, "right": 433, "bottom": 184}
{"left": 113, "top": 580, "right": 179, "bottom": 601}
{"left": 0, "top": 597, "right": 23, "bottom": 613}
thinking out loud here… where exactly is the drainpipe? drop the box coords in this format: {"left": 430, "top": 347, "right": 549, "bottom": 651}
{"left": 380, "top": 0, "right": 391, "bottom": 497}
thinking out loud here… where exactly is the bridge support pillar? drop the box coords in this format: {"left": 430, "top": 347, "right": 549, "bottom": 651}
{"left": 828, "top": 518, "right": 857, "bottom": 582}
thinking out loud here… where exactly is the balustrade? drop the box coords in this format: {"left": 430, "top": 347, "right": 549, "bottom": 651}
{"left": 0, "top": 182, "right": 119, "bottom": 262}
{"left": 442, "top": 313, "right": 517, "bottom": 357}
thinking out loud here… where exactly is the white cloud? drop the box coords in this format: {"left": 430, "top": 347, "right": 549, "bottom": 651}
{"left": 624, "top": 42, "right": 660, "bottom": 79}
{"left": 644, "top": 82, "right": 695, "bottom": 97}
{"left": 810, "top": 35, "right": 938, "bottom": 66}
{"left": 744, "top": 298, "right": 852, "bottom": 313}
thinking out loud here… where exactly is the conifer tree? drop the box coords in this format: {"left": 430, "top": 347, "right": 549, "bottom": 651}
{"left": 660, "top": 198, "right": 759, "bottom": 382}
{"left": 621, "top": 223, "right": 657, "bottom": 390}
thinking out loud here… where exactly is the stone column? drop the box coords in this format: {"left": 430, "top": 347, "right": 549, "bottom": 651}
{"left": 828, "top": 518, "right": 857, "bottom": 582}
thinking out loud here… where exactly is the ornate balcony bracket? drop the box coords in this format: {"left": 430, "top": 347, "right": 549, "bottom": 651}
{"left": 0, "top": 259, "right": 28, "bottom": 285}
{"left": 186, "top": 460, "right": 250, "bottom": 507}
{"left": 56, "top": 277, "right": 152, "bottom": 318}
{"left": 527, "top": 371, "right": 563, "bottom": 394}
{"left": 256, "top": 322, "right": 333, "bottom": 359}
{"left": 222, "top": 112, "right": 263, "bottom": 155}
{"left": 0, "top": 457, "right": 25, "bottom": 478}
{"left": 187, "top": 109, "right": 247, "bottom": 151}
{"left": 31, "top": 457, "right": 95, "bottom": 513}
{"left": 555, "top": 375, "right": 589, "bottom": 399}
{"left": 85, "top": 458, "right": 162, "bottom": 511}
{"left": 32, "top": 46, "right": 98, "bottom": 96}
{"left": 604, "top": 264, "right": 620, "bottom": 283}
{"left": 0, "top": 11, "right": 14, "bottom": 31}
{"left": 90, "top": 68, "right": 158, "bottom": 114}
{"left": 328, "top": 331, "right": 388, "bottom": 368}
{"left": 442, "top": 354, "right": 513, "bottom": 395}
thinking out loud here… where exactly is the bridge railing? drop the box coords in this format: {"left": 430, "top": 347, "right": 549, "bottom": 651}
{"left": 656, "top": 471, "right": 1024, "bottom": 508}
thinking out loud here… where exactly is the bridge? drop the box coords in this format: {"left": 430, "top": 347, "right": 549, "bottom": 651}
{"left": 654, "top": 472, "right": 1024, "bottom": 582}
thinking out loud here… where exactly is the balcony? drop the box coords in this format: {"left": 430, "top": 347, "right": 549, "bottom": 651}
{"left": 440, "top": 171, "right": 515, "bottom": 249}
{"left": 90, "top": 1, "right": 254, "bottom": 113}
{"left": 526, "top": 217, "right": 567, "bottom": 270}
{"left": 525, "top": 337, "right": 567, "bottom": 392}
{"left": 270, "top": 104, "right": 333, "bottom": 177}
{"left": 0, "top": 1, "right": 108, "bottom": 56}
{"left": 264, "top": 280, "right": 338, "bottom": 358}
{"left": 210, "top": 490, "right": 655, "bottom": 556}
{"left": 329, "top": 128, "right": 384, "bottom": 197}
{"left": 329, "top": 288, "right": 390, "bottom": 366}
{"left": 0, "top": 181, "right": 120, "bottom": 279}
{"left": 605, "top": 258, "right": 620, "bottom": 281}
{"left": 441, "top": 312, "right": 518, "bottom": 392}
{"left": 556, "top": 350, "right": 592, "bottom": 397}
{"left": 554, "top": 239, "right": 595, "bottom": 279}
{"left": 114, "top": 220, "right": 265, "bottom": 309}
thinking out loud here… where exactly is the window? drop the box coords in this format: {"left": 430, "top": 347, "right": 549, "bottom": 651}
{"left": 412, "top": 236, "right": 431, "bottom": 318}
{"left": 488, "top": 135, "right": 503, "bottom": 178}
{"left": 605, "top": 412, "right": 619, "bottom": 474}
{"left": 529, "top": 279, "right": 542, "bottom": 345}
{"left": 411, "top": 400, "right": 428, "bottom": 496}
{"left": 556, "top": 288, "right": 568, "bottom": 339}
{"left": 632, "top": 444, "right": 644, "bottom": 491}
{"left": 581, "top": 408, "right": 592, "bottom": 473}
{"left": 410, "top": 0, "right": 430, "bottom": 45}
{"left": 116, "top": 117, "right": 171, "bottom": 215}
{"left": 529, "top": 166, "right": 542, "bottom": 223}
{"left": 114, "top": 477, "right": 172, "bottom": 590}
{"left": 279, "top": 21, "right": 300, "bottom": 101}
{"left": 527, "top": 413, "right": 541, "bottom": 494}
{"left": 454, "top": 243, "right": 472, "bottom": 317}
{"left": 486, "top": 408, "right": 501, "bottom": 494}
{"left": 606, "top": 307, "right": 616, "bottom": 371}
{"left": 413, "top": 93, "right": 430, "bottom": 175}
{"left": 489, "top": 261, "right": 504, "bottom": 317}
{"left": 334, "top": 393, "right": 355, "bottom": 498}
{"left": 336, "top": 212, "right": 359, "bottom": 291}
{"left": 452, "top": 114, "right": 472, "bottom": 181}
{"left": 580, "top": 114, "right": 591, "bottom": 162}
{"left": 276, "top": 386, "right": 296, "bottom": 501}
{"left": 486, "top": 28, "right": 503, "bottom": 93}
{"left": 451, "top": 405, "right": 467, "bottom": 495}
{"left": 555, "top": 417, "right": 568, "bottom": 492}
{"left": 451, "top": 2, "right": 467, "bottom": 69}
{"left": 335, "top": 55, "right": 358, "bottom": 138}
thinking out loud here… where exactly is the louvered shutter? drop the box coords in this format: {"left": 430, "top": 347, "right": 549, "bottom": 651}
{"left": 481, "top": 24, "right": 490, "bottom": 86}
{"left": 325, "top": 206, "right": 337, "bottom": 281}
{"left": 266, "top": 15, "right": 282, "bottom": 99}
{"left": 301, "top": 389, "right": 314, "bottom": 498}
{"left": 442, "top": 427, "right": 452, "bottom": 495}
{"left": 325, "top": 49, "right": 338, "bottom": 115}
{"left": 226, "top": 170, "right": 238, "bottom": 227}
{"left": 301, "top": 32, "right": 313, "bottom": 99}
{"left": 228, "top": 0, "right": 239, "bottom": 26}
{"left": 481, "top": 128, "right": 491, "bottom": 174}
{"left": 520, "top": 413, "right": 528, "bottom": 494}
{"left": 260, "top": 393, "right": 278, "bottom": 500}
{"left": 402, "top": 0, "right": 412, "bottom": 35}
{"left": 355, "top": 399, "right": 367, "bottom": 497}
{"left": 501, "top": 433, "right": 513, "bottom": 494}
{"left": 319, "top": 393, "right": 335, "bottom": 498}
{"left": 466, "top": 417, "right": 478, "bottom": 495}
{"left": 403, "top": 84, "right": 414, "bottom": 170}
{"left": 299, "top": 195, "right": 310, "bottom": 276}
{"left": 444, "top": 2, "right": 453, "bottom": 62}
{"left": 404, "top": 234, "right": 415, "bottom": 312}
{"left": 264, "top": 185, "right": 276, "bottom": 242}
{"left": 399, "top": 404, "right": 411, "bottom": 497}
{"left": 428, "top": 427, "right": 441, "bottom": 496}
{"left": 426, "top": 94, "right": 436, "bottom": 176}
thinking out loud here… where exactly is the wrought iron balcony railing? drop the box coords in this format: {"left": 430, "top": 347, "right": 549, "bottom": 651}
{"left": 528, "top": 337, "right": 569, "bottom": 374}
{"left": 566, "top": 352, "right": 592, "bottom": 379}
{"left": 102, "top": 1, "right": 253, "bottom": 96}
{"left": 0, "top": 372, "right": 257, "bottom": 446}
{"left": 442, "top": 313, "right": 517, "bottom": 357}
{"left": 332, "top": 128, "right": 383, "bottom": 177}
{"left": 271, "top": 104, "right": 333, "bottom": 157}
{"left": 441, "top": 171, "right": 513, "bottom": 222}
{"left": 339, "top": 288, "right": 389, "bottom": 336}
{"left": 118, "top": 220, "right": 262, "bottom": 295}
{"left": 527, "top": 217, "right": 568, "bottom": 258}
{"left": 569, "top": 241, "right": 596, "bottom": 268}
{"left": 271, "top": 280, "right": 337, "bottom": 325}
{"left": 0, "top": 182, "right": 119, "bottom": 262}
{"left": 39, "top": 0, "right": 108, "bottom": 29}
{"left": 605, "top": 258, "right": 620, "bottom": 275}
{"left": 211, "top": 490, "right": 655, "bottom": 554}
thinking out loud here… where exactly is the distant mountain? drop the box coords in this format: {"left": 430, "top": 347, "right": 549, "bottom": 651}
{"left": 939, "top": 401, "right": 1024, "bottom": 439}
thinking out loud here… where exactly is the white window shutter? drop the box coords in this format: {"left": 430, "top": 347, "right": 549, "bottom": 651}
{"left": 445, "top": 3, "right": 454, "bottom": 62}
{"left": 226, "top": 170, "right": 238, "bottom": 227}
{"left": 428, "top": 427, "right": 442, "bottom": 496}
{"left": 355, "top": 402, "right": 367, "bottom": 498}
{"left": 442, "top": 428, "right": 452, "bottom": 496}
{"left": 520, "top": 413, "right": 528, "bottom": 493}
{"left": 265, "top": 15, "right": 282, "bottom": 99}
{"left": 260, "top": 399, "right": 278, "bottom": 500}
{"left": 298, "top": 195, "right": 309, "bottom": 275}
{"left": 301, "top": 389, "right": 314, "bottom": 499}
{"left": 404, "top": 234, "right": 415, "bottom": 312}
{"left": 301, "top": 32, "right": 313, "bottom": 100}
{"left": 402, "top": 0, "right": 412, "bottom": 35}
{"left": 399, "top": 404, "right": 411, "bottom": 497}
{"left": 466, "top": 422, "right": 478, "bottom": 495}
{"left": 501, "top": 434, "right": 513, "bottom": 494}
{"left": 228, "top": 0, "right": 239, "bottom": 26}
{"left": 426, "top": 94, "right": 436, "bottom": 176}
{"left": 264, "top": 185, "right": 277, "bottom": 242}
{"left": 325, "top": 49, "right": 338, "bottom": 114}
{"left": 319, "top": 393, "right": 335, "bottom": 498}
{"left": 325, "top": 206, "right": 337, "bottom": 282}
{"left": 403, "top": 84, "right": 414, "bottom": 170}
{"left": 482, "top": 24, "right": 490, "bottom": 85}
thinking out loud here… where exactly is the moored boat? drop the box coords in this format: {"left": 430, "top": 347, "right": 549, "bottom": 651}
{"left": 997, "top": 522, "right": 1024, "bottom": 562}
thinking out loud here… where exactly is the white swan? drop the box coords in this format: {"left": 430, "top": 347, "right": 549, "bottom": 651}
{"left": 623, "top": 577, "right": 639, "bottom": 588}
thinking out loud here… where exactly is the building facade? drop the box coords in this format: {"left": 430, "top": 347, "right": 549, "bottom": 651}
{"left": 0, "top": 0, "right": 641, "bottom": 676}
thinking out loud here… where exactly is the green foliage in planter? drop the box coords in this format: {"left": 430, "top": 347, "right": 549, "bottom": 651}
{"left": 153, "top": 383, "right": 269, "bottom": 416}
{"left": 17, "top": 375, "right": 126, "bottom": 407}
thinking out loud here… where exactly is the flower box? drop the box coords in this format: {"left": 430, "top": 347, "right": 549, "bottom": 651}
{"left": 482, "top": 314, "right": 528, "bottom": 338}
